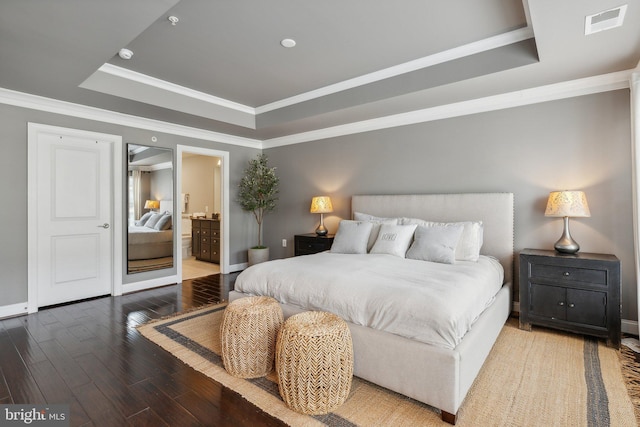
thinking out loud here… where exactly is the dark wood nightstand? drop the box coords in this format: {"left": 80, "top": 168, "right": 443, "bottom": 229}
{"left": 294, "top": 233, "right": 335, "bottom": 256}
{"left": 519, "top": 248, "right": 621, "bottom": 348}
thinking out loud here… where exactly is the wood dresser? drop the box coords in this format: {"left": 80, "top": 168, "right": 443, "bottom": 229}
{"left": 192, "top": 218, "right": 220, "bottom": 264}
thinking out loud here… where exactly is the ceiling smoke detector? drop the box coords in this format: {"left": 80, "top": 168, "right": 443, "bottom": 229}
{"left": 118, "top": 48, "right": 133, "bottom": 60}
{"left": 280, "top": 38, "right": 296, "bottom": 48}
{"left": 585, "top": 5, "right": 627, "bottom": 35}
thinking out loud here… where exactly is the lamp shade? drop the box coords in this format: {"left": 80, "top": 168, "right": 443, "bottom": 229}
{"left": 544, "top": 191, "right": 590, "bottom": 218}
{"left": 144, "top": 200, "right": 160, "bottom": 210}
{"left": 310, "top": 196, "right": 333, "bottom": 214}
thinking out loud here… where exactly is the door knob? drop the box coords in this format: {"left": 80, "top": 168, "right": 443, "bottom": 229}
{"left": 97, "top": 223, "right": 110, "bottom": 229}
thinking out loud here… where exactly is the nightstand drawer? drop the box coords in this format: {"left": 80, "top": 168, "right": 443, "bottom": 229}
{"left": 296, "top": 240, "right": 329, "bottom": 253}
{"left": 530, "top": 264, "right": 607, "bottom": 285}
{"left": 294, "top": 234, "right": 334, "bottom": 256}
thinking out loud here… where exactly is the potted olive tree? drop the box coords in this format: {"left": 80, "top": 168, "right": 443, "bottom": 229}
{"left": 237, "top": 154, "right": 279, "bottom": 266}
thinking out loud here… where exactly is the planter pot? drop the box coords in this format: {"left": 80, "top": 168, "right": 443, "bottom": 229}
{"left": 248, "top": 247, "right": 269, "bottom": 266}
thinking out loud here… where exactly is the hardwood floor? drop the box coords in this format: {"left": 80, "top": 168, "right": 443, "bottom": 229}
{"left": 0, "top": 274, "right": 287, "bottom": 426}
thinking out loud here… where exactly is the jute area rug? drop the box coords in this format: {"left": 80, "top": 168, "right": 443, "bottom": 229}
{"left": 138, "top": 303, "right": 637, "bottom": 426}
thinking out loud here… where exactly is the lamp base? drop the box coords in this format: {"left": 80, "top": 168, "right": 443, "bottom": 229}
{"left": 315, "top": 225, "right": 328, "bottom": 236}
{"left": 554, "top": 217, "right": 580, "bottom": 254}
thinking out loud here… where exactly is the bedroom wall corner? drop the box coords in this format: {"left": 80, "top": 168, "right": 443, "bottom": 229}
{"left": 263, "top": 89, "right": 637, "bottom": 322}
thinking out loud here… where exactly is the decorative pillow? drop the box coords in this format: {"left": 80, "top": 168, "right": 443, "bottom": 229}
{"left": 400, "top": 217, "right": 483, "bottom": 262}
{"left": 144, "top": 213, "right": 164, "bottom": 229}
{"left": 330, "top": 220, "right": 374, "bottom": 254}
{"left": 370, "top": 224, "right": 417, "bottom": 258}
{"left": 353, "top": 211, "right": 397, "bottom": 222}
{"left": 406, "top": 224, "right": 464, "bottom": 264}
{"left": 135, "top": 211, "right": 154, "bottom": 226}
{"left": 154, "top": 213, "right": 172, "bottom": 230}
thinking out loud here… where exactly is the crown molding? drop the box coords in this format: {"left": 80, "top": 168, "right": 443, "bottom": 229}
{"left": 0, "top": 87, "right": 262, "bottom": 148}
{"left": 262, "top": 69, "right": 633, "bottom": 149}
{"left": 0, "top": 69, "right": 632, "bottom": 150}
{"left": 98, "top": 63, "right": 256, "bottom": 115}
{"left": 255, "top": 27, "right": 535, "bottom": 114}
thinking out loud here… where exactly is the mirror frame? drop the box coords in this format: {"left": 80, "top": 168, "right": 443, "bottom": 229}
{"left": 126, "top": 144, "right": 175, "bottom": 274}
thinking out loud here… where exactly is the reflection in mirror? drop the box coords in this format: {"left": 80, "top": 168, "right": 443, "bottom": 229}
{"left": 127, "top": 144, "right": 174, "bottom": 274}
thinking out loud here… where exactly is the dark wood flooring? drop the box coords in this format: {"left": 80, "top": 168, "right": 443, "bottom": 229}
{"left": 0, "top": 274, "right": 288, "bottom": 426}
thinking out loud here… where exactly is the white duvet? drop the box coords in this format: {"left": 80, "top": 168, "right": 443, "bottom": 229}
{"left": 234, "top": 252, "right": 504, "bottom": 349}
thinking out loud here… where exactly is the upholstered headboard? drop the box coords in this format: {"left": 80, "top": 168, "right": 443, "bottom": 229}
{"left": 159, "top": 200, "right": 173, "bottom": 214}
{"left": 351, "top": 193, "right": 514, "bottom": 284}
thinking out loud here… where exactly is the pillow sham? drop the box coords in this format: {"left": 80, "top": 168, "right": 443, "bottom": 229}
{"left": 154, "top": 213, "right": 172, "bottom": 230}
{"left": 406, "top": 223, "right": 464, "bottom": 264}
{"left": 144, "top": 213, "right": 164, "bottom": 229}
{"left": 353, "top": 211, "right": 397, "bottom": 222}
{"left": 400, "top": 217, "right": 483, "bottom": 262}
{"left": 330, "top": 220, "right": 374, "bottom": 254}
{"left": 135, "top": 211, "right": 154, "bottom": 226}
{"left": 370, "top": 224, "right": 417, "bottom": 258}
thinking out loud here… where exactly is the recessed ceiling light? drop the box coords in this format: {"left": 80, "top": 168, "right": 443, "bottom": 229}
{"left": 118, "top": 48, "right": 133, "bottom": 60}
{"left": 281, "top": 38, "right": 296, "bottom": 48}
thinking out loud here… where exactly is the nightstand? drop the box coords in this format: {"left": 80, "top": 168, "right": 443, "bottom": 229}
{"left": 294, "top": 233, "right": 334, "bottom": 256}
{"left": 519, "top": 249, "right": 621, "bottom": 348}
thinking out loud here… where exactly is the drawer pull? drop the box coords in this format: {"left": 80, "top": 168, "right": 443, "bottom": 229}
{"left": 568, "top": 303, "right": 575, "bottom": 308}
{"left": 563, "top": 272, "right": 570, "bottom": 277}
{"left": 558, "top": 301, "right": 565, "bottom": 306}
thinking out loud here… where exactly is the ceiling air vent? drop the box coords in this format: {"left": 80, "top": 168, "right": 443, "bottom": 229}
{"left": 585, "top": 5, "right": 627, "bottom": 35}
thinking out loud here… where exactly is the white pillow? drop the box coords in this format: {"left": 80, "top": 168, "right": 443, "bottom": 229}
{"left": 135, "top": 211, "right": 154, "bottom": 226}
{"left": 370, "top": 224, "right": 417, "bottom": 258}
{"left": 353, "top": 211, "right": 397, "bottom": 222}
{"left": 144, "top": 213, "right": 164, "bottom": 229}
{"left": 400, "top": 218, "right": 483, "bottom": 262}
{"left": 406, "top": 224, "right": 464, "bottom": 264}
{"left": 330, "top": 220, "right": 374, "bottom": 254}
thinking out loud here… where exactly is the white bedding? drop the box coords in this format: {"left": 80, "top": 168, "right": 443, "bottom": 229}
{"left": 128, "top": 225, "right": 173, "bottom": 244}
{"left": 234, "top": 252, "right": 504, "bottom": 349}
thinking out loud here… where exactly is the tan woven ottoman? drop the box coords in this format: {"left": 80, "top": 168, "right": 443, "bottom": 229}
{"left": 220, "top": 296, "right": 283, "bottom": 378}
{"left": 276, "top": 311, "right": 353, "bottom": 415}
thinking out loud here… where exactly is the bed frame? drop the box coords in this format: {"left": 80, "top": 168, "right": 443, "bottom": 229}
{"left": 230, "top": 193, "right": 514, "bottom": 424}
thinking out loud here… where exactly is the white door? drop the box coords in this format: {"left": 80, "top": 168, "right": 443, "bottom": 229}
{"left": 35, "top": 130, "right": 113, "bottom": 307}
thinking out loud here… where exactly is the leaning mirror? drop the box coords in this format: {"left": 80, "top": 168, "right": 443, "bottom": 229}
{"left": 127, "top": 144, "right": 174, "bottom": 274}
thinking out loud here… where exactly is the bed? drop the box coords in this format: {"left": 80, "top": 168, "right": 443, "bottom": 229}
{"left": 128, "top": 200, "right": 174, "bottom": 261}
{"left": 229, "top": 193, "right": 514, "bottom": 424}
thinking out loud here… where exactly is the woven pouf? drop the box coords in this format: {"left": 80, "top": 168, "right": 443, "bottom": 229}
{"left": 220, "top": 296, "right": 283, "bottom": 378}
{"left": 276, "top": 311, "right": 353, "bottom": 415}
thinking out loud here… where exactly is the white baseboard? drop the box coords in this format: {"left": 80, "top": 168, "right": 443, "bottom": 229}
{"left": 230, "top": 262, "right": 247, "bottom": 273}
{"left": 622, "top": 319, "right": 638, "bottom": 336}
{"left": 122, "top": 275, "right": 180, "bottom": 294}
{"left": 0, "top": 302, "right": 29, "bottom": 319}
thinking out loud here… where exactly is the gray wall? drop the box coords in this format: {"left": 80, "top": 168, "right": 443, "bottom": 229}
{"left": 1, "top": 89, "right": 636, "bottom": 322}
{"left": 0, "top": 102, "right": 261, "bottom": 305}
{"left": 182, "top": 155, "right": 217, "bottom": 215}
{"left": 264, "top": 90, "right": 636, "bottom": 321}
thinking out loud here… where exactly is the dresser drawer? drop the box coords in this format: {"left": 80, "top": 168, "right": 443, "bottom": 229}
{"left": 530, "top": 263, "right": 607, "bottom": 285}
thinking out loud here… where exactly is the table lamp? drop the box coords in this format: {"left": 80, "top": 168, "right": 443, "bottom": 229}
{"left": 544, "top": 191, "right": 590, "bottom": 254}
{"left": 310, "top": 196, "right": 333, "bottom": 236}
{"left": 144, "top": 200, "right": 160, "bottom": 211}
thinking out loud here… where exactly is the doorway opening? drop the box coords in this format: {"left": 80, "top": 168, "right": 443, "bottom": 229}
{"left": 176, "top": 145, "right": 230, "bottom": 281}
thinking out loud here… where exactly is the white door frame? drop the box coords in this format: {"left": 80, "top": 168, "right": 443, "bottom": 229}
{"left": 27, "top": 123, "right": 123, "bottom": 313}
{"left": 177, "top": 145, "right": 230, "bottom": 276}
